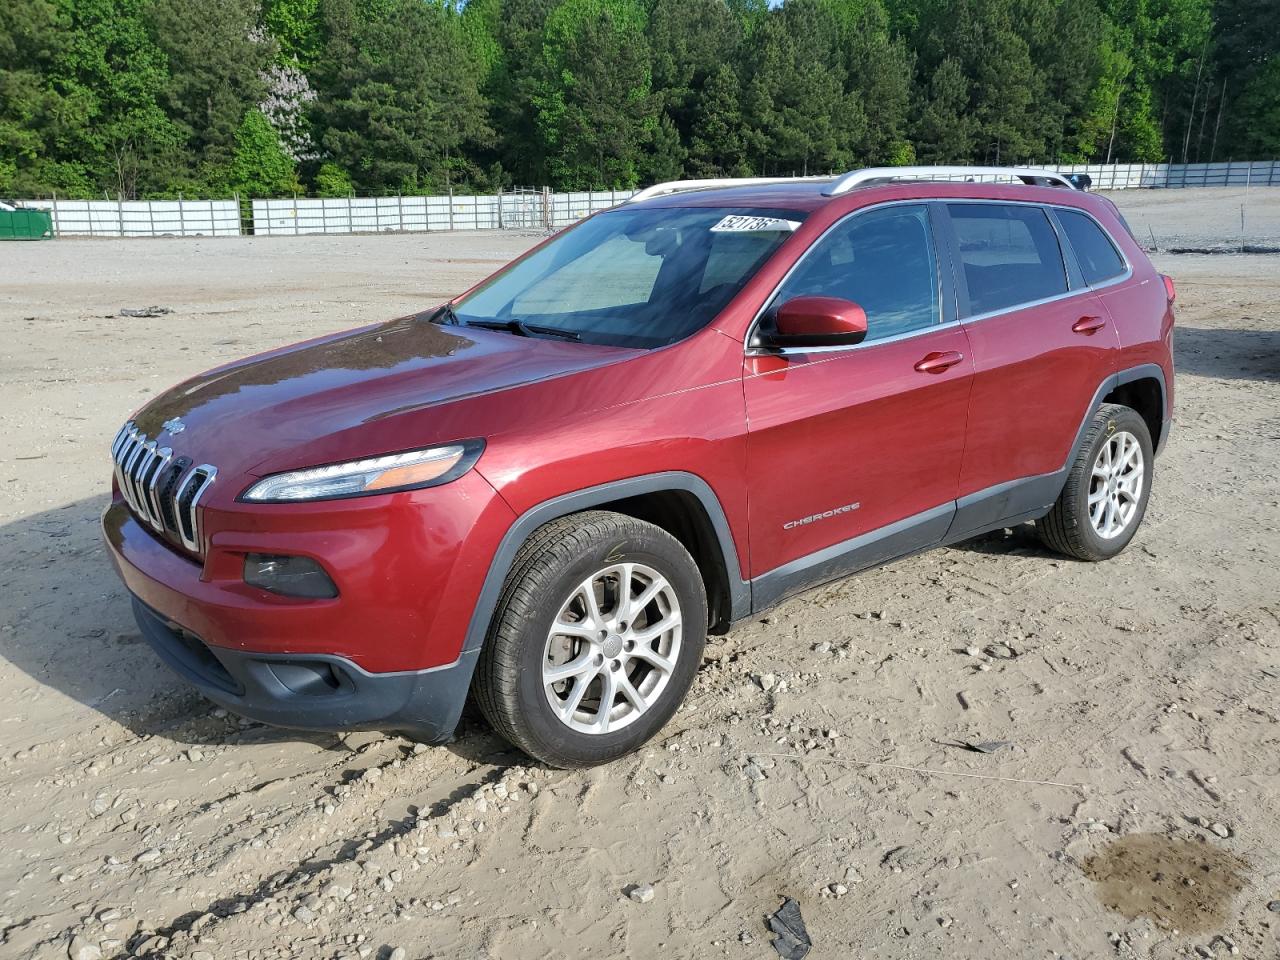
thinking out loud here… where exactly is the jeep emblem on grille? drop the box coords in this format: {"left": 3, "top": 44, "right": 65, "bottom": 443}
{"left": 162, "top": 417, "right": 186, "bottom": 435}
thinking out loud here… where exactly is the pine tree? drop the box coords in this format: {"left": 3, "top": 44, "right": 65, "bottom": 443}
{"left": 825, "top": 0, "right": 915, "bottom": 164}
{"left": 688, "top": 64, "right": 751, "bottom": 177}
{"left": 743, "top": 0, "right": 860, "bottom": 176}
{"left": 313, "top": 0, "right": 490, "bottom": 193}
{"left": 913, "top": 56, "right": 975, "bottom": 162}
{"left": 148, "top": 0, "right": 273, "bottom": 188}
{"left": 647, "top": 0, "right": 741, "bottom": 174}
{"left": 533, "top": 0, "right": 658, "bottom": 188}
{"left": 0, "top": 0, "right": 78, "bottom": 194}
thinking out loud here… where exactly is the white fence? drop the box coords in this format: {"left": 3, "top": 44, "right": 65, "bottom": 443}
{"left": 25, "top": 198, "right": 240, "bottom": 237}
{"left": 1045, "top": 160, "right": 1280, "bottom": 190}
{"left": 251, "top": 189, "right": 632, "bottom": 236}
{"left": 16, "top": 161, "right": 1279, "bottom": 239}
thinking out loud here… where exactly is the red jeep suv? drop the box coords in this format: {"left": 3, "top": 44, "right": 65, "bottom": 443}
{"left": 104, "top": 167, "right": 1174, "bottom": 767}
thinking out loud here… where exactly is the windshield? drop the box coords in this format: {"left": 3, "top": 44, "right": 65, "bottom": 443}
{"left": 452, "top": 206, "right": 806, "bottom": 348}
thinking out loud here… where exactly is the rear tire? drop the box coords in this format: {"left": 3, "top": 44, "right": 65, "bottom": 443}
{"left": 1036, "top": 403, "right": 1153, "bottom": 561}
{"left": 473, "top": 511, "right": 707, "bottom": 768}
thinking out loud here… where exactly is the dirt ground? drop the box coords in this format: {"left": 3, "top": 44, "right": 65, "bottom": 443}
{"left": 1, "top": 189, "right": 1278, "bottom": 960}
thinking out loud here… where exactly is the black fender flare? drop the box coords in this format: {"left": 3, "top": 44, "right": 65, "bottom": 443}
{"left": 461, "top": 471, "right": 751, "bottom": 657}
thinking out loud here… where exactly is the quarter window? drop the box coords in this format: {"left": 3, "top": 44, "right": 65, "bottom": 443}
{"left": 948, "top": 204, "right": 1068, "bottom": 315}
{"left": 768, "top": 204, "right": 940, "bottom": 342}
{"left": 1057, "top": 209, "right": 1126, "bottom": 284}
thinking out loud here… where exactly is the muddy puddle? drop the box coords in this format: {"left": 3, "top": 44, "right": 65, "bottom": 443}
{"left": 1083, "top": 833, "right": 1249, "bottom": 934}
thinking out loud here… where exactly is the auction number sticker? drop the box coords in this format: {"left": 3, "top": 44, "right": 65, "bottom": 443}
{"left": 710, "top": 215, "right": 801, "bottom": 233}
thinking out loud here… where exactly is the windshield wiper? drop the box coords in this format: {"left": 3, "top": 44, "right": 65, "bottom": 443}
{"left": 462, "top": 318, "right": 581, "bottom": 342}
{"left": 430, "top": 302, "right": 462, "bottom": 326}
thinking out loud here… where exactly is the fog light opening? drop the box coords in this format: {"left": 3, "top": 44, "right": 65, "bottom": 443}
{"left": 268, "top": 660, "right": 348, "bottom": 697}
{"left": 244, "top": 553, "right": 338, "bottom": 599}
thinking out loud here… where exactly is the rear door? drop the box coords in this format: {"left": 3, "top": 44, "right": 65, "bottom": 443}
{"left": 743, "top": 202, "right": 972, "bottom": 605}
{"left": 941, "top": 201, "right": 1120, "bottom": 535}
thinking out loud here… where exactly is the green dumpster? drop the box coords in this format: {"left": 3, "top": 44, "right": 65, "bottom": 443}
{"left": 0, "top": 206, "right": 54, "bottom": 240}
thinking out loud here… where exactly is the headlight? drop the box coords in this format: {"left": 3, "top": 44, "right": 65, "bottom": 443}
{"left": 240, "top": 441, "right": 484, "bottom": 502}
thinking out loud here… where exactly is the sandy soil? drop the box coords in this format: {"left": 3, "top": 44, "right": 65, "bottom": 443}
{"left": 1097, "top": 187, "right": 1280, "bottom": 251}
{"left": 1, "top": 192, "right": 1278, "bottom": 960}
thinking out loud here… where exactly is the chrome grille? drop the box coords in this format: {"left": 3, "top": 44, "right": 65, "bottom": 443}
{"left": 111, "top": 421, "right": 217, "bottom": 553}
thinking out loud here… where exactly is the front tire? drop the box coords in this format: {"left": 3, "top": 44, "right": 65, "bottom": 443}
{"left": 473, "top": 511, "right": 707, "bottom": 768}
{"left": 1036, "top": 403, "right": 1153, "bottom": 561}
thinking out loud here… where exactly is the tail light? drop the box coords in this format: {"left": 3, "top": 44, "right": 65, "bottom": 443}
{"left": 1161, "top": 274, "right": 1176, "bottom": 303}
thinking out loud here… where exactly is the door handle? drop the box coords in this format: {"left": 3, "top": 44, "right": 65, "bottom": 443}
{"left": 914, "top": 350, "right": 965, "bottom": 374}
{"left": 1072, "top": 315, "right": 1108, "bottom": 335}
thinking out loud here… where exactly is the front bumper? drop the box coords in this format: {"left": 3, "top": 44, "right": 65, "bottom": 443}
{"left": 131, "top": 597, "right": 476, "bottom": 740}
{"left": 102, "top": 470, "right": 517, "bottom": 737}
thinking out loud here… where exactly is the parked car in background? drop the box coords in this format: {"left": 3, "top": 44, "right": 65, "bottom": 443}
{"left": 103, "top": 167, "right": 1175, "bottom": 767}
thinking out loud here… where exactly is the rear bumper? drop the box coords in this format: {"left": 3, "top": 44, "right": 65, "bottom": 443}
{"left": 131, "top": 597, "right": 475, "bottom": 740}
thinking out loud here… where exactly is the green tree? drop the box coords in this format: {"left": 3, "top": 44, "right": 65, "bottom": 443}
{"left": 742, "top": 0, "right": 860, "bottom": 175}
{"left": 52, "top": 0, "right": 182, "bottom": 197}
{"left": 824, "top": 0, "right": 915, "bottom": 163}
{"left": 913, "top": 56, "right": 976, "bottom": 161}
{"left": 314, "top": 160, "right": 354, "bottom": 196}
{"left": 1227, "top": 56, "right": 1280, "bottom": 156}
{"left": 263, "top": 0, "right": 324, "bottom": 69}
{"left": 227, "top": 109, "right": 301, "bottom": 195}
{"left": 647, "top": 0, "right": 741, "bottom": 172}
{"left": 1070, "top": 29, "right": 1135, "bottom": 160}
{"left": 148, "top": 0, "right": 273, "bottom": 189}
{"left": 483, "top": 0, "right": 557, "bottom": 185}
{"left": 533, "top": 0, "right": 658, "bottom": 188}
{"left": 687, "top": 63, "right": 752, "bottom": 176}
{"left": 313, "top": 0, "right": 491, "bottom": 192}
{"left": 0, "top": 0, "right": 83, "bottom": 194}
{"left": 1204, "top": 0, "right": 1279, "bottom": 158}
{"left": 1026, "top": 0, "right": 1107, "bottom": 160}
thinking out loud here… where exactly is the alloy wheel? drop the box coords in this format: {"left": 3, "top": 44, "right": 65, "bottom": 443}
{"left": 541, "top": 562, "right": 683, "bottom": 734}
{"left": 1089, "top": 429, "right": 1145, "bottom": 539}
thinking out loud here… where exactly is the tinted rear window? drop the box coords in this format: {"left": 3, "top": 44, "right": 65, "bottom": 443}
{"left": 948, "top": 204, "right": 1067, "bottom": 315}
{"left": 1057, "top": 209, "right": 1126, "bottom": 284}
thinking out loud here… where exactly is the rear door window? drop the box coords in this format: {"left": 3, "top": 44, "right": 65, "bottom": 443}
{"left": 947, "top": 204, "right": 1068, "bottom": 315}
{"left": 1056, "top": 209, "right": 1127, "bottom": 284}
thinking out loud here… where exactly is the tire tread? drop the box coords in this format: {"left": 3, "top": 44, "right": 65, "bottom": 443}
{"left": 1036, "top": 402, "right": 1151, "bottom": 561}
{"left": 473, "top": 511, "right": 703, "bottom": 768}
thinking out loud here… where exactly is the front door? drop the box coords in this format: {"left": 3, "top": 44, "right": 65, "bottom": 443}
{"left": 744, "top": 202, "right": 972, "bottom": 606}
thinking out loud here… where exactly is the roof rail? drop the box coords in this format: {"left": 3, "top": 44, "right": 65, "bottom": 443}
{"left": 627, "top": 176, "right": 827, "bottom": 203}
{"left": 822, "top": 166, "right": 1076, "bottom": 196}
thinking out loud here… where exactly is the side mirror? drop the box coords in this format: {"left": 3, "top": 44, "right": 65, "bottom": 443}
{"left": 765, "top": 296, "right": 868, "bottom": 348}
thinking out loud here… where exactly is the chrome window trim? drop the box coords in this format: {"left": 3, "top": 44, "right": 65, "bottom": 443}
{"left": 742, "top": 196, "right": 1135, "bottom": 359}
{"left": 743, "top": 199, "right": 945, "bottom": 357}
{"left": 961, "top": 287, "right": 1098, "bottom": 325}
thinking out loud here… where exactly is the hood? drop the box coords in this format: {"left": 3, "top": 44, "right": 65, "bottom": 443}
{"left": 128, "top": 313, "right": 640, "bottom": 484}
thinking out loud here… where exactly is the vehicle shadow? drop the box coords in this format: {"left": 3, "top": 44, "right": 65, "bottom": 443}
{"left": 1174, "top": 325, "right": 1280, "bottom": 383}
{"left": 0, "top": 494, "right": 514, "bottom": 760}
{"left": 0, "top": 495, "right": 347, "bottom": 748}
{"left": 946, "top": 522, "right": 1059, "bottom": 559}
